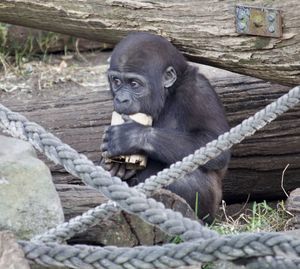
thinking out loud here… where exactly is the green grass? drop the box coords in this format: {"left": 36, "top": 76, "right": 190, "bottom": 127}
{"left": 170, "top": 200, "right": 292, "bottom": 243}
{"left": 211, "top": 200, "right": 293, "bottom": 235}
{"left": 170, "top": 200, "right": 293, "bottom": 268}
{"left": 170, "top": 235, "right": 183, "bottom": 244}
{"left": 0, "top": 24, "right": 72, "bottom": 70}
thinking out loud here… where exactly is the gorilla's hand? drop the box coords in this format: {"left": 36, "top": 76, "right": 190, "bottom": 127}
{"left": 101, "top": 118, "right": 149, "bottom": 158}
{"left": 99, "top": 157, "right": 136, "bottom": 180}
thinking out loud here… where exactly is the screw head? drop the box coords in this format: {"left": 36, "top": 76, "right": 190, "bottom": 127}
{"left": 269, "top": 25, "right": 275, "bottom": 33}
{"left": 238, "top": 22, "right": 246, "bottom": 30}
{"left": 237, "top": 9, "right": 245, "bottom": 20}
{"left": 268, "top": 13, "right": 276, "bottom": 22}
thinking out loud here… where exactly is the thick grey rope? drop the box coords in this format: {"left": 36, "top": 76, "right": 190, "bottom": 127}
{"left": 29, "top": 85, "right": 300, "bottom": 243}
{"left": 247, "top": 256, "right": 300, "bottom": 269}
{"left": 0, "top": 86, "right": 299, "bottom": 268}
{"left": 31, "top": 200, "right": 120, "bottom": 243}
{"left": 0, "top": 86, "right": 299, "bottom": 245}
{"left": 0, "top": 108, "right": 217, "bottom": 243}
{"left": 19, "top": 232, "right": 300, "bottom": 269}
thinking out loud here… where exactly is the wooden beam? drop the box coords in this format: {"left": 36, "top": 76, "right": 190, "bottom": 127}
{"left": 1, "top": 68, "right": 299, "bottom": 202}
{"left": 0, "top": 0, "right": 299, "bottom": 85}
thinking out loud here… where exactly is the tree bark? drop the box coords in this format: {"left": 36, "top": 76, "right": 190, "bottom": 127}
{"left": 0, "top": 0, "right": 299, "bottom": 85}
{"left": 1, "top": 67, "right": 299, "bottom": 203}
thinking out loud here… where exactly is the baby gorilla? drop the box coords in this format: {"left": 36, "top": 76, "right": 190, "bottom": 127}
{"left": 101, "top": 32, "right": 230, "bottom": 222}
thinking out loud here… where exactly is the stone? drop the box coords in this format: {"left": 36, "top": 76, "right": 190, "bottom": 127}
{"left": 0, "top": 135, "right": 64, "bottom": 240}
{"left": 286, "top": 188, "right": 300, "bottom": 229}
{"left": 0, "top": 230, "right": 30, "bottom": 269}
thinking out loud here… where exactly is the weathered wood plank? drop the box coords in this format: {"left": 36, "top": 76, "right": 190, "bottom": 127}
{"left": 0, "top": 0, "right": 299, "bottom": 85}
{"left": 1, "top": 67, "right": 299, "bottom": 202}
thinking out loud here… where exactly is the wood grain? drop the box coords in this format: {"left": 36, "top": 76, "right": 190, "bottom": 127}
{"left": 1, "top": 68, "right": 299, "bottom": 203}
{"left": 0, "top": 0, "right": 299, "bottom": 84}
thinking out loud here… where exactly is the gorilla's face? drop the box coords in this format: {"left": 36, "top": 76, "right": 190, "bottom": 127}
{"left": 108, "top": 32, "right": 180, "bottom": 118}
{"left": 108, "top": 70, "right": 151, "bottom": 115}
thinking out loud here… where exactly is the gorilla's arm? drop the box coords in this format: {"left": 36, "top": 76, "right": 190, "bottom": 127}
{"left": 101, "top": 122, "right": 229, "bottom": 170}
{"left": 143, "top": 127, "right": 230, "bottom": 169}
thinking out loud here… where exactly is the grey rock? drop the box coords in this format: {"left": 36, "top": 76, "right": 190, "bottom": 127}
{"left": 286, "top": 188, "right": 300, "bottom": 229}
{"left": 0, "top": 135, "right": 64, "bottom": 240}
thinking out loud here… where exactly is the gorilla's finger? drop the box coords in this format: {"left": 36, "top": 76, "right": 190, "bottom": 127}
{"left": 100, "top": 143, "right": 108, "bottom": 152}
{"left": 99, "top": 157, "right": 106, "bottom": 165}
{"left": 101, "top": 127, "right": 110, "bottom": 141}
{"left": 117, "top": 164, "right": 126, "bottom": 178}
{"left": 109, "top": 163, "right": 120, "bottom": 176}
{"left": 105, "top": 163, "right": 113, "bottom": 170}
{"left": 100, "top": 158, "right": 113, "bottom": 171}
{"left": 122, "top": 114, "right": 134, "bottom": 123}
{"left": 101, "top": 151, "right": 109, "bottom": 158}
{"left": 96, "top": 157, "right": 104, "bottom": 167}
{"left": 124, "top": 169, "right": 136, "bottom": 180}
{"left": 102, "top": 133, "right": 109, "bottom": 143}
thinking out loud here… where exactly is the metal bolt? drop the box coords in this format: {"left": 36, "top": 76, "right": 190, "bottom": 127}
{"left": 237, "top": 9, "right": 245, "bottom": 20}
{"left": 269, "top": 25, "right": 275, "bottom": 33}
{"left": 238, "top": 22, "right": 246, "bottom": 30}
{"left": 268, "top": 13, "right": 276, "bottom": 22}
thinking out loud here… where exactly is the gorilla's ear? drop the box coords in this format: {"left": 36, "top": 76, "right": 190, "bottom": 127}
{"left": 163, "top": 66, "right": 177, "bottom": 88}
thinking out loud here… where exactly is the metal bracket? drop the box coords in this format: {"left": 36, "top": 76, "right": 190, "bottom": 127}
{"left": 235, "top": 5, "right": 283, "bottom": 38}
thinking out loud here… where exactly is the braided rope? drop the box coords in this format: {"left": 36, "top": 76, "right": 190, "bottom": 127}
{"left": 19, "top": 232, "right": 300, "bottom": 269}
{"left": 0, "top": 107, "right": 217, "bottom": 242}
{"left": 31, "top": 200, "right": 120, "bottom": 243}
{"left": 246, "top": 256, "right": 300, "bottom": 269}
{"left": 0, "top": 86, "right": 299, "bottom": 269}
{"left": 27, "top": 85, "right": 300, "bottom": 243}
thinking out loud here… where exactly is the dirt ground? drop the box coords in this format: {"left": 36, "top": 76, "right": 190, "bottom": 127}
{"left": 0, "top": 49, "right": 239, "bottom": 101}
{"left": 0, "top": 51, "right": 111, "bottom": 101}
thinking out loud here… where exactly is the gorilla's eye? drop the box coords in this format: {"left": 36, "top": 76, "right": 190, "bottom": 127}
{"left": 130, "top": 80, "right": 140, "bottom": 89}
{"left": 112, "top": 77, "right": 122, "bottom": 87}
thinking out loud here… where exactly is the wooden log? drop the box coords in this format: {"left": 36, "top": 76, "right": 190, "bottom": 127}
{"left": 0, "top": 0, "right": 299, "bottom": 85}
{"left": 1, "top": 65, "right": 299, "bottom": 203}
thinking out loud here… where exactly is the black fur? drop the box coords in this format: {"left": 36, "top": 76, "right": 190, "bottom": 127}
{"left": 101, "top": 32, "right": 230, "bottom": 222}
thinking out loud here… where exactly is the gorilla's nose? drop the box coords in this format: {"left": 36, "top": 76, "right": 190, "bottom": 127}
{"left": 116, "top": 96, "right": 130, "bottom": 104}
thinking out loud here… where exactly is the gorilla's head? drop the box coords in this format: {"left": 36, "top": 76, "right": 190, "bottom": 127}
{"left": 108, "top": 32, "right": 188, "bottom": 119}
